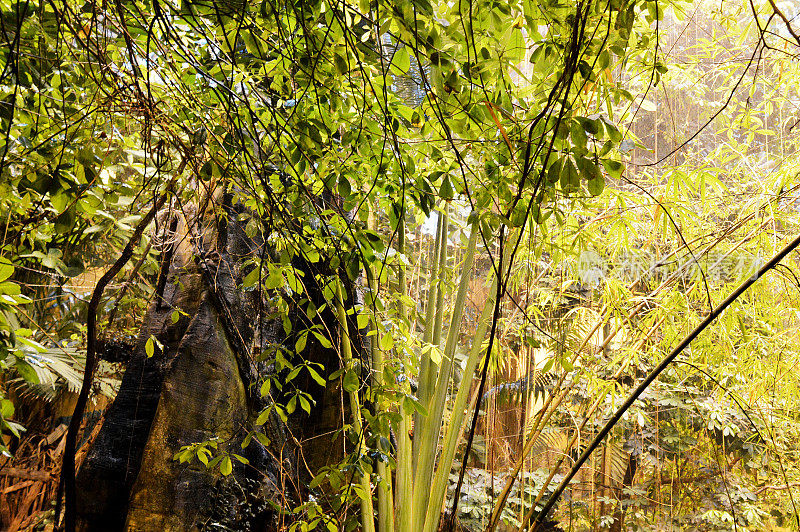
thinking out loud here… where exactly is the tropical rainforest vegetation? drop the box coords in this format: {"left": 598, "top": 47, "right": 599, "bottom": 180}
{"left": 1, "top": 0, "right": 800, "bottom": 530}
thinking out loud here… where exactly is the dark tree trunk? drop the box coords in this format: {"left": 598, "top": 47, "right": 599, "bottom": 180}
{"left": 75, "top": 194, "right": 358, "bottom": 531}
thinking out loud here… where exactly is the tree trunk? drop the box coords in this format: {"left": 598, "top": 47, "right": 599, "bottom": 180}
{"left": 75, "top": 193, "right": 358, "bottom": 530}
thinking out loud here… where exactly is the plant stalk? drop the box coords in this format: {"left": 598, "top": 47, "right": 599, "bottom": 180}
{"left": 394, "top": 209, "right": 413, "bottom": 532}
{"left": 413, "top": 208, "right": 445, "bottom": 467}
{"left": 423, "top": 232, "right": 496, "bottom": 532}
{"left": 412, "top": 215, "right": 477, "bottom": 531}
{"left": 334, "top": 280, "right": 375, "bottom": 532}
{"left": 366, "top": 211, "right": 394, "bottom": 532}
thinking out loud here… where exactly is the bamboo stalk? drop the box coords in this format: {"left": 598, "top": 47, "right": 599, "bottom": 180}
{"left": 430, "top": 205, "right": 450, "bottom": 345}
{"left": 365, "top": 205, "right": 394, "bottom": 532}
{"left": 411, "top": 207, "right": 450, "bottom": 529}
{"left": 531, "top": 233, "right": 800, "bottom": 528}
{"left": 368, "top": 270, "right": 394, "bottom": 532}
{"left": 394, "top": 209, "right": 413, "bottom": 532}
{"left": 334, "top": 280, "right": 375, "bottom": 532}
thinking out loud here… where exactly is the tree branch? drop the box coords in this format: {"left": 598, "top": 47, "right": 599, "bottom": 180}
{"left": 532, "top": 232, "right": 800, "bottom": 529}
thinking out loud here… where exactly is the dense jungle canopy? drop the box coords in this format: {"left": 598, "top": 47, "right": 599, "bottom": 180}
{"left": 2, "top": 0, "right": 800, "bottom": 530}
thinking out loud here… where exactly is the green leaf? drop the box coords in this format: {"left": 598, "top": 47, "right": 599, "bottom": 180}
{"left": 311, "top": 330, "right": 332, "bottom": 349}
{"left": 145, "top": 336, "right": 155, "bottom": 358}
{"left": 15, "top": 358, "right": 39, "bottom": 383}
{"left": 198, "top": 449, "right": 210, "bottom": 465}
{"left": 287, "top": 366, "right": 302, "bottom": 382}
{"left": 587, "top": 177, "right": 605, "bottom": 196}
{"left": 306, "top": 366, "right": 326, "bottom": 386}
{"left": 343, "top": 370, "right": 359, "bottom": 393}
{"left": 220, "top": 455, "right": 233, "bottom": 476}
{"left": 243, "top": 267, "right": 261, "bottom": 288}
{"left": 265, "top": 269, "right": 284, "bottom": 290}
{"left": 403, "top": 395, "right": 428, "bottom": 417}
{"left": 605, "top": 122, "right": 622, "bottom": 143}
{"left": 17, "top": 336, "right": 45, "bottom": 352}
{"left": 576, "top": 156, "right": 601, "bottom": 181}
{"left": 425, "top": 344, "right": 442, "bottom": 365}
{"left": 338, "top": 176, "right": 352, "bottom": 198}
{"left": 439, "top": 175, "right": 454, "bottom": 200}
{"left": 1, "top": 398, "right": 14, "bottom": 418}
{"left": 275, "top": 404, "right": 288, "bottom": 423}
{"left": 295, "top": 333, "right": 307, "bottom": 353}
{"left": 0, "top": 258, "right": 13, "bottom": 283}
{"left": 391, "top": 47, "right": 411, "bottom": 75}
{"left": 207, "top": 455, "right": 223, "bottom": 470}
{"left": 510, "top": 201, "right": 527, "bottom": 227}
{"left": 255, "top": 432, "right": 271, "bottom": 447}
{"left": 309, "top": 471, "right": 327, "bottom": 489}
{"left": 334, "top": 52, "right": 349, "bottom": 75}
{"left": 602, "top": 159, "right": 624, "bottom": 179}
{"left": 379, "top": 333, "right": 394, "bottom": 351}
{"left": 571, "top": 120, "right": 587, "bottom": 147}
{"left": 50, "top": 192, "right": 69, "bottom": 213}
{"left": 560, "top": 159, "right": 580, "bottom": 193}
{"left": 598, "top": 50, "right": 610, "bottom": 70}
{"left": 298, "top": 394, "right": 311, "bottom": 414}
{"left": 256, "top": 407, "right": 271, "bottom": 425}
{"left": 546, "top": 158, "right": 563, "bottom": 184}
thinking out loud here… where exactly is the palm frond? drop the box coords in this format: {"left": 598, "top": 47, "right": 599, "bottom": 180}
{"left": 600, "top": 439, "right": 630, "bottom": 487}
{"left": 9, "top": 346, "right": 89, "bottom": 402}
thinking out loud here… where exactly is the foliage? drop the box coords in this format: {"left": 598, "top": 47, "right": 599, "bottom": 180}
{"left": 444, "top": 468, "right": 563, "bottom": 531}
{"left": 2, "top": 0, "right": 800, "bottom": 529}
